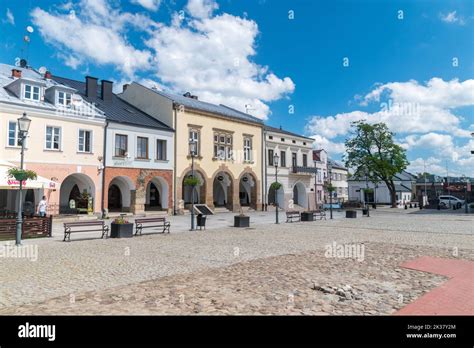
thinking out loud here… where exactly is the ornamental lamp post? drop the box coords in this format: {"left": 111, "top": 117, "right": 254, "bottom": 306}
{"left": 328, "top": 163, "right": 333, "bottom": 219}
{"left": 274, "top": 152, "right": 280, "bottom": 224}
{"left": 314, "top": 160, "right": 319, "bottom": 210}
{"left": 16, "top": 112, "right": 32, "bottom": 246}
{"left": 189, "top": 139, "right": 197, "bottom": 231}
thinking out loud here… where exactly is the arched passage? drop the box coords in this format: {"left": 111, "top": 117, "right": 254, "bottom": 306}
{"left": 108, "top": 176, "right": 135, "bottom": 212}
{"left": 182, "top": 170, "right": 206, "bottom": 205}
{"left": 268, "top": 182, "right": 284, "bottom": 207}
{"left": 60, "top": 173, "right": 95, "bottom": 213}
{"left": 293, "top": 182, "right": 308, "bottom": 208}
{"left": 239, "top": 173, "right": 257, "bottom": 208}
{"left": 213, "top": 171, "right": 233, "bottom": 210}
{"left": 146, "top": 176, "right": 169, "bottom": 211}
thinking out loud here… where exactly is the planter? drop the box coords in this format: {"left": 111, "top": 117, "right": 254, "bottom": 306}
{"left": 110, "top": 223, "right": 133, "bottom": 238}
{"left": 301, "top": 212, "right": 314, "bottom": 222}
{"left": 372, "top": 204, "right": 376, "bottom": 209}
{"left": 346, "top": 210, "right": 357, "bottom": 218}
{"left": 13, "top": 173, "right": 28, "bottom": 181}
{"left": 362, "top": 209, "right": 368, "bottom": 216}
{"left": 197, "top": 214, "right": 207, "bottom": 229}
{"left": 234, "top": 215, "right": 250, "bottom": 228}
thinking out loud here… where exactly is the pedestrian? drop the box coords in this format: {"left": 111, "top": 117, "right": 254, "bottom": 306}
{"left": 37, "top": 196, "right": 48, "bottom": 217}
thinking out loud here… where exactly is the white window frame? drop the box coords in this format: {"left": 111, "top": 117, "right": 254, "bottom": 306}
{"left": 58, "top": 91, "right": 72, "bottom": 106}
{"left": 24, "top": 84, "right": 41, "bottom": 101}
{"left": 189, "top": 129, "right": 200, "bottom": 156}
{"left": 244, "top": 136, "right": 252, "bottom": 162}
{"left": 156, "top": 139, "right": 167, "bottom": 161}
{"left": 45, "top": 125, "right": 61, "bottom": 151}
{"left": 7, "top": 121, "right": 20, "bottom": 147}
{"left": 78, "top": 129, "right": 93, "bottom": 153}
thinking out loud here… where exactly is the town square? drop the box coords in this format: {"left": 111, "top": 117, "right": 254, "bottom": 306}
{"left": 0, "top": 0, "right": 473, "bottom": 346}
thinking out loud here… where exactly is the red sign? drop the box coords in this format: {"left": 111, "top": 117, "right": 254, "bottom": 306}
{"left": 7, "top": 179, "right": 26, "bottom": 186}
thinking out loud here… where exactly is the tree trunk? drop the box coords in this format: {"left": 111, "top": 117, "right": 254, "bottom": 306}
{"left": 387, "top": 181, "right": 397, "bottom": 208}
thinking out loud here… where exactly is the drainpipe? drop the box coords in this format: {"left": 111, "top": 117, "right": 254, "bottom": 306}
{"left": 101, "top": 121, "right": 108, "bottom": 218}
{"left": 173, "top": 106, "right": 178, "bottom": 215}
{"left": 263, "top": 128, "right": 267, "bottom": 211}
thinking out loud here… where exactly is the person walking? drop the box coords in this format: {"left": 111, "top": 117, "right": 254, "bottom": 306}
{"left": 37, "top": 196, "right": 48, "bottom": 217}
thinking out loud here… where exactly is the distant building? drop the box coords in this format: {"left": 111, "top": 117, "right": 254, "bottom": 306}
{"left": 348, "top": 170, "right": 416, "bottom": 205}
{"left": 312, "top": 149, "right": 328, "bottom": 207}
{"left": 327, "top": 159, "right": 349, "bottom": 203}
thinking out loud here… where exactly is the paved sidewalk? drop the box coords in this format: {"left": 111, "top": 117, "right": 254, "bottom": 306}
{"left": 396, "top": 257, "right": 474, "bottom": 315}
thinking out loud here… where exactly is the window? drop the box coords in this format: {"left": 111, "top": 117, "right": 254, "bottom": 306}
{"left": 280, "top": 150, "right": 286, "bottom": 167}
{"left": 213, "top": 131, "right": 232, "bottom": 160}
{"left": 24, "top": 84, "right": 40, "bottom": 101}
{"left": 292, "top": 153, "right": 297, "bottom": 167}
{"left": 8, "top": 121, "right": 20, "bottom": 147}
{"left": 268, "top": 149, "right": 274, "bottom": 166}
{"left": 45, "top": 126, "right": 61, "bottom": 150}
{"left": 189, "top": 129, "right": 200, "bottom": 156}
{"left": 244, "top": 137, "right": 252, "bottom": 162}
{"left": 156, "top": 139, "right": 167, "bottom": 160}
{"left": 281, "top": 138, "right": 285, "bottom": 142}
{"left": 115, "top": 134, "right": 128, "bottom": 157}
{"left": 78, "top": 130, "right": 92, "bottom": 153}
{"left": 137, "top": 137, "right": 149, "bottom": 159}
{"left": 58, "top": 91, "right": 72, "bottom": 106}
{"left": 268, "top": 135, "right": 273, "bottom": 140}
{"left": 292, "top": 140, "right": 296, "bottom": 144}
{"left": 303, "top": 154, "right": 308, "bottom": 167}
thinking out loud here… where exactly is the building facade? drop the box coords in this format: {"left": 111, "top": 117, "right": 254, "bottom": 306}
{"left": 328, "top": 159, "right": 349, "bottom": 203}
{"left": 54, "top": 76, "right": 175, "bottom": 215}
{"left": 313, "top": 149, "right": 328, "bottom": 207}
{"left": 0, "top": 63, "right": 105, "bottom": 215}
{"left": 264, "top": 126, "right": 316, "bottom": 210}
{"left": 348, "top": 170, "right": 416, "bottom": 205}
{"left": 120, "top": 84, "right": 264, "bottom": 213}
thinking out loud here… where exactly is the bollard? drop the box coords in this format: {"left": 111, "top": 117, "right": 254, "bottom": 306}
{"left": 404, "top": 204, "right": 408, "bottom": 210}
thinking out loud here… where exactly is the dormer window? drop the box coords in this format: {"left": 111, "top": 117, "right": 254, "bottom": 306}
{"left": 24, "top": 84, "right": 40, "bottom": 101}
{"left": 58, "top": 91, "right": 72, "bottom": 106}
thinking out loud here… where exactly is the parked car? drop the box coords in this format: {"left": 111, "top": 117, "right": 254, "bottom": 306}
{"left": 438, "top": 195, "right": 465, "bottom": 209}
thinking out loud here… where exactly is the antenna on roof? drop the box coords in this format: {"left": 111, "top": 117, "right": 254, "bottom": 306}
{"left": 245, "top": 104, "right": 255, "bottom": 114}
{"left": 38, "top": 66, "right": 47, "bottom": 75}
{"left": 18, "top": 25, "right": 35, "bottom": 68}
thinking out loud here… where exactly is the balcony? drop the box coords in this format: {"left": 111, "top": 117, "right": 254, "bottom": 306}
{"left": 292, "top": 166, "right": 318, "bottom": 175}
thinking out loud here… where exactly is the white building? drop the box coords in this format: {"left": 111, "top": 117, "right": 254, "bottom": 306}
{"left": 264, "top": 126, "right": 316, "bottom": 210}
{"left": 328, "top": 159, "right": 349, "bottom": 203}
{"left": 312, "top": 149, "right": 328, "bottom": 207}
{"left": 348, "top": 170, "right": 416, "bottom": 205}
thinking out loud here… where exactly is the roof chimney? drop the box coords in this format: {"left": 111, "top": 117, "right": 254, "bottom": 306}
{"left": 122, "top": 83, "right": 129, "bottom": 93}
{"left": 85, "top": 76, "right": 98, "bottom": 98}
{"left": 12, "top": 69, "right": 22, "bottom": 78}
{"left": 101, "top": 80, "right": 113, "bottom": 102}
{"left": 44, "top": 71, "right": 52, "bottom": 79}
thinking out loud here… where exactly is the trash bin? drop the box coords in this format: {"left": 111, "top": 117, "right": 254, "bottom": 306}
{"left": 196, "top": 214, "right": 206, "bottom": 230}
{"left": 346, "top": 210, "right": 357, "bottom": 218}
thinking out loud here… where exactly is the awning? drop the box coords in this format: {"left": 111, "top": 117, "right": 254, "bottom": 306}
{"left": 0, "top": 161, "right": 58, "bottom": 190}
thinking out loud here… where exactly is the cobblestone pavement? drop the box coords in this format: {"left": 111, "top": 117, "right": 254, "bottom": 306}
{"left": 0, "top": 209, "right": 472, "bottom": 315}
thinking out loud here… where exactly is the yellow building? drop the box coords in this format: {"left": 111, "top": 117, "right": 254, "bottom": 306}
{"left": 120, "top": 84, "right": 264, "bottom": 212}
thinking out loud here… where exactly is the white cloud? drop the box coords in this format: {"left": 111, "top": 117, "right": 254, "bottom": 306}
{"left": 306, "top": 78, "right": 474, "bottom": 176}
{"left": 31, "top": 0, "right": 294, "bottom": 118}
{"left": 5, "top": 8, "right": 14, "bottom": 25}
{"left": 131, "top": 0, "right": 161, "bottom": 12}
{"left": 309, "top": 135, "right": 346, "bottom": 155}
{"left": 440, "top": 11, "right": 466, "bottom": 25}
{"left": 186, "top": 0, "right": 219, "bottom": 19}
{"left": 31, "top": 0, "right": 156, "bottom": 77}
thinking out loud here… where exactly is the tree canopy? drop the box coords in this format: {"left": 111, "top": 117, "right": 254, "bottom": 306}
{"left": 344, "top": 121, "right": 409, "bottom": 206}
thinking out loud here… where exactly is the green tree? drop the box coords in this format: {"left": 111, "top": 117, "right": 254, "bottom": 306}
{"left": 344, "top": 121, "right": 409, "bottom": 207}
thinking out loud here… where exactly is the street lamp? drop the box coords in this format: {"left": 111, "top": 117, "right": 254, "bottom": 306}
{"left": 189, "top": 139, "right": 197, "bottom": 231}
{"left": 314, "top": 160, "right": 319, "bottom": 210}
{"left": 365, "top": 167, "right": 370, "bottom": 217}
{"left": 16, "top": 112, "right": 32, "bottom": 246}
{"left": 274, "top": 152, "right": 280, "bottom": 224}
{"left": 328, "top": 163, "right": 333, "bottom": 219}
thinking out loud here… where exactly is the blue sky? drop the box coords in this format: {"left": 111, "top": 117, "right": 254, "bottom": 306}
{"left": 0, "top": 0, "right": 473, "bottom": 176}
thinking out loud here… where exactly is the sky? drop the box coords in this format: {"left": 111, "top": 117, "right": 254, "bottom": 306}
{"left": 0, "top": 0, "right": 473, "bottom": 176}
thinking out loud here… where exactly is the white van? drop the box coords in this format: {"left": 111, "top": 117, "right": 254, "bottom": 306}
{"left": 438, "top": 195, "right": 465, "bottom": 209}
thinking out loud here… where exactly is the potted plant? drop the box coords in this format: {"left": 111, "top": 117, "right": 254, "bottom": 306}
{"left": 7, "top": 168, "right": 37, "bottom": 182}
{"left": 184, "top": 176, "right": 200, "bottom": 187}
{"left": 110, "top": 216, "right": 133, "bottom": 238}
{"left": 234, "top": 207, "right": 250, "bottom": 228}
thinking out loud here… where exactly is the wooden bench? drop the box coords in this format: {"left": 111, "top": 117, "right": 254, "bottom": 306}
{"left": 135, "top": 217, "right": 170, "bottom": 236}
{"left": 311, "top": 209, "right": 326, "bottom": 220}
{"left": 286, "top": 211, "right": 301, "bottom": 223}
{"left": 63, "top": 221, "right": 108, "bottom": 242}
